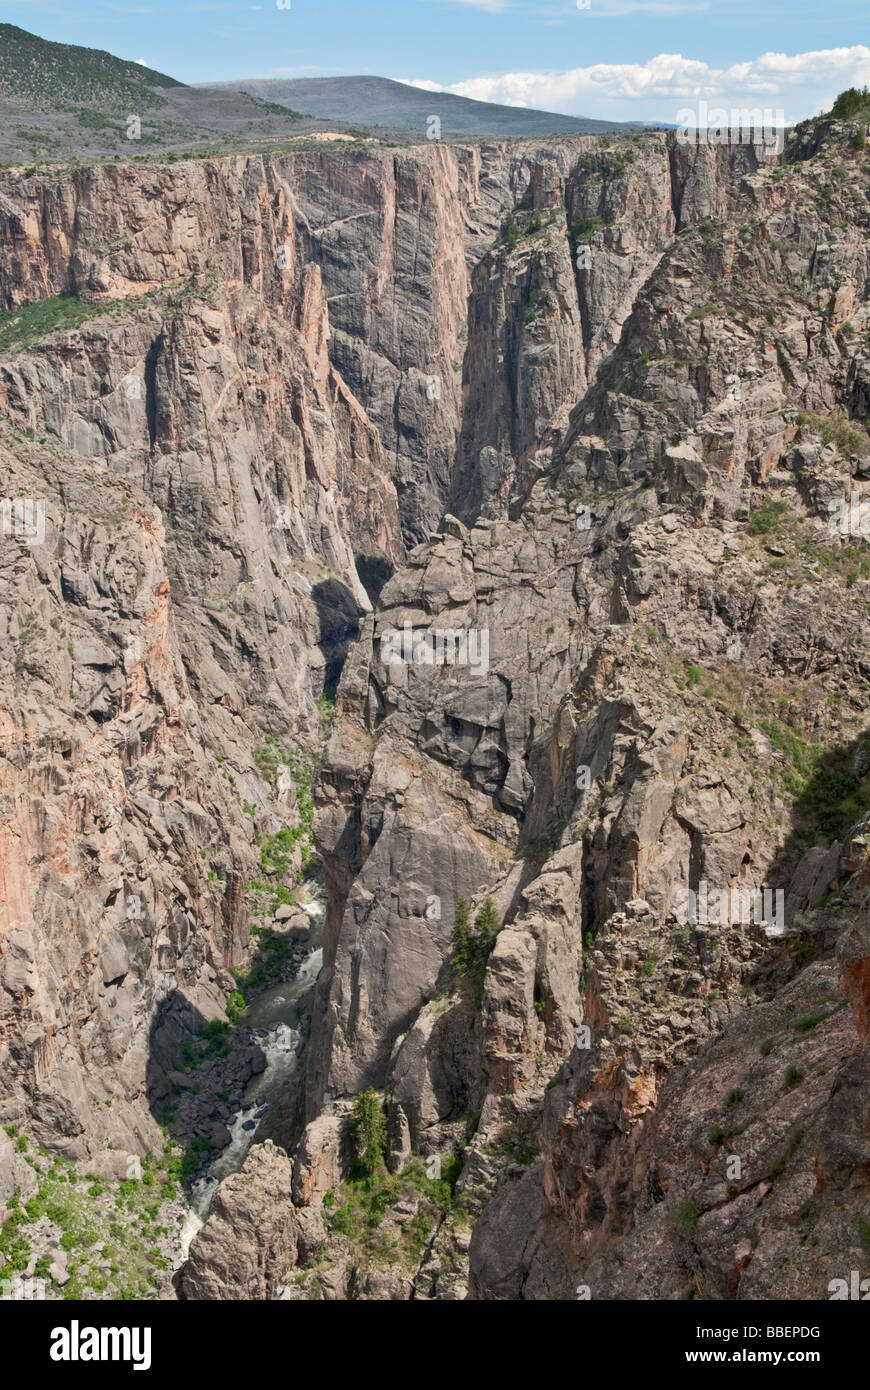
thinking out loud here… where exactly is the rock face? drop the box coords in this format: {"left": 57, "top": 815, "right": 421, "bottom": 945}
{"left": 0, "top": 425, "right": 236, "bottom": 1157}
{"left": 303, "top": 120, "right": 870, "bottom": 1300}
{"left": 179, "top": 1141, "right": 298, "bottom": 1299}
{"left": 3, "top": 115, "right": 870, "bottom": 1301}
{"left": 0, "top": 137, "right": 589, "bottom": 1163}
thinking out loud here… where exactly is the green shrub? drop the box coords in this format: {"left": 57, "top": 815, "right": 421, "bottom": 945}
{"left": 672, "top": 1196, "right": 702, "bottom": 1232}
{"left": 502, "top": 211, "right": 519, "bottom": 251}
{"left": 331, "top": 1204, "right": 354, "bottom": 1235}
{"left": 225, "top": 990, "right": 244, "bottom": 1024}
{"left": 830, "top": 87, "right": 870, "bottom": 119}
{"left": 748, "top": 497, "right": 789, "bottom": 535}
{"left": 0, "top": 294, "right": 115, "bottom": 353}
{"left": 350, "top": 1089, "right": 387, "bottom": 1177}
{"left": 571, "top": 212, "right": 604, "bottom": 241}
{"left": 260, "top": 825, "right": 307, "bottom": 877}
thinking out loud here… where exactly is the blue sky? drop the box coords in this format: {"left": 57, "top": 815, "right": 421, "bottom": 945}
{"left": 3, "top": 0, "right": 870, "bottom": 123}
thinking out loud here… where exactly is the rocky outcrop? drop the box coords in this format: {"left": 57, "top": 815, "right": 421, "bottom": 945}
{"left": 179, "top": 1140, "right": 298, "bottom": 1299}
{"left": 0, "top": 148, "right": 409, "bottom": 1162}
{"left": 451, "top": 136, "right": 677, "bottom": 522}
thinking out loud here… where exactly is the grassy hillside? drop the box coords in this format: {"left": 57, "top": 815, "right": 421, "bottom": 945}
{"left": 0, "top": 23, "right": 181, "bottom": 109}
{"left": 0, "top": 24, "right": 313, "bottom": 166}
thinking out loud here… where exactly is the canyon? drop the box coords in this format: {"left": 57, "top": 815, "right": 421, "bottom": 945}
{"left": 1, "top": 111, "right": 870, "bottom": 1301}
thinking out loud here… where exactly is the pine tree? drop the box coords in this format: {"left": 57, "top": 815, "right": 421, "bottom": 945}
{"left": 350, "top": 1088, "right": 386, "bottom": 1176}
{"left": 452, "top": 895, "right": 501, "bottom": 1006}
{"left": 474, "top": 896, "right": 500, "bottom": 948}
{"left": 831, "top": 86, "right": 870, "bottom": 119}
{"left": 452, "top": 895, "right": 471, "bottom": 972}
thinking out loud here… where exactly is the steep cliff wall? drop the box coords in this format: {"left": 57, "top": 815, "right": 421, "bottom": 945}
{"left": 2, "top": 119, "right": 870, "bottom": 1300}
{"left": 0, "top": 135, "right": 593, "bottom": 1167}
{"left": 302, "top": 120, "right": 870, "bottom": 1299}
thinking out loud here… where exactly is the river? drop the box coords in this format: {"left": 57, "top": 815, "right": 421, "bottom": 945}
{"left": 178, "top": 877, "right": 325, "bottom": 1258}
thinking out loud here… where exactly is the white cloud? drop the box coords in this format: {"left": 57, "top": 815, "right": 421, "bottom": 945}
{"left": 439, "top": 0, "right": 510, "bottom": 9}
{"left": 600, "top": 2, "right": 708, "bottom": 10}
{"left": 426, "top": 0, "right": 710, "bottom": 11}
{"left": 402, "top": 47, "right": 870, "bottom": 124}
{"left": 565, "top": 0, "right": 713, "bottom": 12}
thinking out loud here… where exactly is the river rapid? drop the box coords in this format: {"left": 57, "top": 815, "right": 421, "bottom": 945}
{"left": 178, "top": 878, "right": 325, "bottom": 1259}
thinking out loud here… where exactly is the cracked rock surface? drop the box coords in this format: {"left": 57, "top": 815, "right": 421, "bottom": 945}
{"left": 2, "top": 115, "right": 870, "bottom": 1301}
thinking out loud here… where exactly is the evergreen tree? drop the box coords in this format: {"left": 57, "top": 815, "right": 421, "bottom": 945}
{"left": 474, "top": 896, "right": 500, "bottom": 949}
{"left": 452, "top": 895, "right": 501, "bottom": 1006}
{"left": 350, "top": 1088, "right": 386, "bottom": 1176}
{"left": 452, "top": 895, "right": 471, "bottom": 971}
{"left": 831, "top": 86, "right": 870, "bottom": 118}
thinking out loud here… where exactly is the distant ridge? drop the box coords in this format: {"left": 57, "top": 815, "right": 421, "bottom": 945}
{"left": 204, "top": 75, "right": 631, "bottom": 138}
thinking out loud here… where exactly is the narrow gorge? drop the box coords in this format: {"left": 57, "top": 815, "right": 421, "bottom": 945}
{"left": 2, "top": 108, "right": 870, "bottom": 1304}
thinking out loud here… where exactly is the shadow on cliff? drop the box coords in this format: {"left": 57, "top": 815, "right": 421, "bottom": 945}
{"left": 355, "top": 552, "right": 393, "bottom": 606}
{"left": 145, "top": 990, "right": 257, "bottom": 1175}
{"left": 741, "top": 727, "right": 870, "bottom": 987}
{"left": 311, "top": 575, "right": 363, "bottom": 693}
{"left": 765, "top": 727, "right": 870, "bottom": 898}
{"left": 144, "top": 921, "right": 317, "bottom": 1175}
